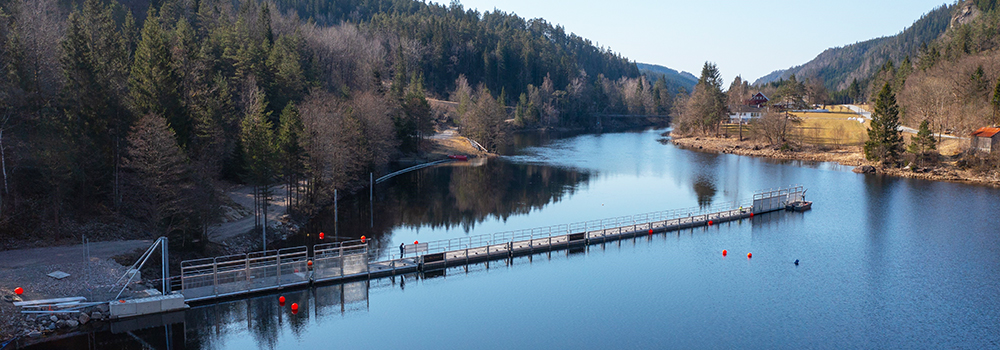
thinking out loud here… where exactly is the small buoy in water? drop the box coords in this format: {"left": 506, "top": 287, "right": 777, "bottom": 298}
{"left": 291, "top": 303, "right": 299, "bottom": 314}
{"left": 750, "top": 213, "right": 754, "bottom": 218}
{"left": 14, "top": 287, "right": 23, "bottom": 295}
{"left": 414, "top": 240, "right": 419, "bottom": 244}
{"left": 708, "top": 220, "right": 713, "bottom": 226}
{"left": 279, "top": 296, "right": 286, "bottom": 305}
{"left": 648, "top": 229, "right": 653, "bottom": 235}
{"left": 747, "top": 252, "right": 752, "bottom": 259}
{"left": 361, "top": 235, "right": 366, "bottom": 243}
{"left": 722, "top": 250, "right": 727, "bottom": 256}
{"left": 307, "top": 260, "right": 313, "bottom": 267}
{"left": 319, "top": 232, "right": 324, "bottom": 240}
{"left": 119, "top": 300, "right": 126, "bottom": 303}
{"left": 794, "top": 259, "right": 799, "bottom": 265}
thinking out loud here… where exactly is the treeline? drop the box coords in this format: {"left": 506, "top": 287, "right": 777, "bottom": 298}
{"left": 272, "top": 0, "right": 639, "bottom": 104}
{"left": 0, "top": 0, "right": 652, "bottom": 245}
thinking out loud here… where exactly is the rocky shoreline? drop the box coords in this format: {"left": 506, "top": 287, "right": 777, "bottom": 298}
{"left": 669, "top": 136, "right": 1000, "bottom": 187}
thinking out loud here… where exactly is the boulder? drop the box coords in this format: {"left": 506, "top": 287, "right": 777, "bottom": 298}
{"left": 853, "top": 165, "right": 877, "bottom": 174}
{"left": 48, "top": 315, "right": 58, "bottom": 323}
{"left": 78, "top": 313, "right": 90, "bottom": 325}
{"left": 27, "top": 331, "right": 42, "bottom": 338}
{"left": 56, "top": 320, "right": 67, "bottom": 328}
{"left": 91, "top": 311, "right": 103, "bottom": 320}
{"left": 66, "top": 320, "right": 79, "bottom": 328}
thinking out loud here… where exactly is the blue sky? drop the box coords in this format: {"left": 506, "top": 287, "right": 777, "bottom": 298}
{"left": 447, "top": 0, "right": 952, "bottom": 84}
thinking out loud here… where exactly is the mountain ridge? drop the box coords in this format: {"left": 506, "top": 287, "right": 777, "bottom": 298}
{"left": 754, "top": 3, "right": 954, "bottom": 91}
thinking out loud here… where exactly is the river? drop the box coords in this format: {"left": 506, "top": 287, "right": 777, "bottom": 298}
{"left": 22, "top": 128, "right": 1000, "bottom": 349}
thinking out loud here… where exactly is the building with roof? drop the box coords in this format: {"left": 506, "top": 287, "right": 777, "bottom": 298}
{"left": 728, "top": 92, "right": 769, "bottom": 123}
{"left": 970, "top": 127, "right": 1000, "bottom": 153}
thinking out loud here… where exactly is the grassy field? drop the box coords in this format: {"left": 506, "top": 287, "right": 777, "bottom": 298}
{"left": 720, "top": 109, "right": 869, "bottom": 146}
{"left": 792, "top": 111, "right": 869, "bottom": 146}
{"left": 722, "top": 105, "right": 965, "bottom": 154}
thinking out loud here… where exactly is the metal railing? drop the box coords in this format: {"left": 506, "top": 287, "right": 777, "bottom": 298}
{"left": 421, "top": 199, "right": 754, "bottom": 256}
{"left": 179, "top": 240, "right": 368, "bottom": 301}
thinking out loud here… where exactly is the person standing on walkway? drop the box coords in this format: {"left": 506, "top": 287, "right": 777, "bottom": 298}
{"left": 400, "top": 242, "right": 405, "bottom": 257}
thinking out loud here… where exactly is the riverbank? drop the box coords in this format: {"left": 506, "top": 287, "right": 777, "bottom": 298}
{"left": 669, "top": 136, "right": 1000, "bottom": 187}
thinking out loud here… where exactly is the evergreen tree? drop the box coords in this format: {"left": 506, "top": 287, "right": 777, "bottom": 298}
{"left": 130, "top": 8, "right": 186, "bottom": 147}
{"left": 277, "top": 103, "right": 304, "bottom": 208}
{"left": 678, "top": 62, "right": 726, "bottom": 134}
{"left": 60, "top": 0, "right": 133, "bottom": 210}
{"left": 864, "top": 83, "right": 904, "bottom": 165}
{"left": 992, "top": 78, "right": 1000, "bottom": 125}
{"left": 124, "top": 113, "right": 193, "bottom": 242}
{"left": 240, "top": 87, "right": 279, "bottom": 248}
{"left": 907, "top": 119, "right": 937, "bottom": 168}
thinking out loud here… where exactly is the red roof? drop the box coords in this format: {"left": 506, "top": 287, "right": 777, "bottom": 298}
{"left": 971, "top": 127, "right": 1000, "bottom": 138}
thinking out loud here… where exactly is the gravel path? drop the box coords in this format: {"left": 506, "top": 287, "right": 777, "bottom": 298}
{"left": 208, "top": 184, "right": 290, "bottom": 243}
{"left": 0, "top": 240, "right": 152, "bottom": 342}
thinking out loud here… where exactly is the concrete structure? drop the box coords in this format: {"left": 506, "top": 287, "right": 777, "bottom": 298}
{"left": 109, "top": 294, "right": 187, "bottom": 319}
{"left": 970, "top": 127, "right": 1000, "bottom": 153}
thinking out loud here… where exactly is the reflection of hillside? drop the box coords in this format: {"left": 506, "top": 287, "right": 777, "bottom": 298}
{"left": 395, "top": 160, "right": 590, "bottom": 232}
{"left": 306, "top": 160, "right": 590, "bottom": 257}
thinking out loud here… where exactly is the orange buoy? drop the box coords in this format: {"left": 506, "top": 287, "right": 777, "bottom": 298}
{"left": 279, "top": 296, "right": 286, "bottom": 305}
{"left": 361, "top": 235, "right": 366, "bottom": 243}
{"left": 307, "top": 260, "right": 313, "bottom": 267}
{"left": 119, "top": 300, "right": 126, "bottom": 303}
{"left": 747, "top": 252, "right": 752, "bottom": 259}
{"left": 319, "top": 232, "right": 324, "bottom": 240}
{"left": 722, "top": 250, "right": 727, "bottom": 256}
{"left": 14, "top": 287, "right": 23, "bottom": 295}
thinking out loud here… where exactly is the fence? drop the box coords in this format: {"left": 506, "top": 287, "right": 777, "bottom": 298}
{"left": 179, "top": 240, "right": 367, "bottom": 302}
{"left": 753, "top": 185, "right": 804, "bottom": 213}
{"left": 420, "top": 199, "right": 753, "bottom": 257}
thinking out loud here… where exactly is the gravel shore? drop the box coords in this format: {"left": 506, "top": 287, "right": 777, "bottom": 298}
{"left": 670, "top": 136, "right": 1000, "bottom": 187}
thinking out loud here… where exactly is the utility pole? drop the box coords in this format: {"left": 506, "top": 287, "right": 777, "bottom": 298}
{"left": 334, "top": 189, "right": 338, "bottom": 239}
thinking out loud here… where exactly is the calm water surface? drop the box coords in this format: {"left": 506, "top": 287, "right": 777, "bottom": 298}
{"left": 25, "top": 129, "right": 1000, "bottom": 349}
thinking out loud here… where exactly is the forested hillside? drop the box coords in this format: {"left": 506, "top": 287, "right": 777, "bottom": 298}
{"left": 755, "top": 3, "right": 954, "bottom": 93}
{"left": 0, "top": 0, "right": 667, "bottom": 246}
{"left": 636, "top": 62, "right": 697, "bottom": 94}
{"left": 894, "top": 0, "right": 1000, "bottom": 135}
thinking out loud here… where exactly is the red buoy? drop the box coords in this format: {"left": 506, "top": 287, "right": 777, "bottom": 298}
{"left": 319, "top": 232, "right": 324, "bottom": 240}
{"left": 648, "top": 229, "right": 653, "bottom": 235}
{"left": 307, "top": 260, "right": 313, "bottom": 267}
{"left": 722, "top": 250, "right": 727, "bottom": 256}
{"left": 361, "top": 235, "right": 366, "bottom": 243}
{"left": 750, "top": 213, "right": 754, "bottom": 218}
{"left": 747, "top": 252, "right": 752, "bottom": 259}
{"left": 291, "top": 303, "right": 299, "bottom": 313}
{"left": 119, "top": 300, "right": 126, "bottom": 303}
{"left": 14, "top": 287, "right": 23, "bottom": 295}
{"left": 414, "top": 240, "right": 419, "bottom": 244}
{"left": 708, "top": 220, "right": 713, "bottom": 226}
{"left": 279, "top": 296, "right": 286, "bottom": 306}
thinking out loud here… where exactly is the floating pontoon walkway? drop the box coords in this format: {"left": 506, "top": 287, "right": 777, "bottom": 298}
{"left": 178, "top": 186, "right": 807, "bottom": 303}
